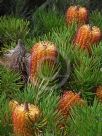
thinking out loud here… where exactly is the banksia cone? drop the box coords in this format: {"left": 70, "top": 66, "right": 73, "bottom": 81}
{"left": 58, "top": 91, "right": 84, "bottom": 116}
{"left": 90, "top": 26, "right": 102, "bottom": 44}
{"left": 30, "top": 41, "right": 58, "bottom": 85}
{"left": 9, "top": 100, "right": 19, "bottom": 112}
{"left": 96, "top": 86, "right": 102, "bottom": 101}
{"left": 12, "top": 102, "right": 40, "bottom": 136}
{"left": 66, "top": 6, "right": 89, "bottom": 26}
{"left": 73, "top": 24, "right": 102, "bottom": 49}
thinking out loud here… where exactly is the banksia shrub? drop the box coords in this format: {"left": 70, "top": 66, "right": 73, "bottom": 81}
{"left": 30, "top": 41, "right": 59, "bottom": 85}
{"left": 73, "top": 24, "right": 102, "bottom": 50}
{"left": 12, "top": 102, "right": 40, "bottom": 136}
{"left": 58, "top": 91, "right": 84, "bottom": 116}
{"left": 96, "top": 86, "right": 102, "bottom": 101}
{"left": 66, "top": 6, "right": 89, "bottom": 26}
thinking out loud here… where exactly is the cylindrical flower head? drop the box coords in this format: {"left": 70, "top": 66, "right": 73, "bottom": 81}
{"left": 58, "top": 91, "right": 84, "bottom": 116}
{"left": 12, "top": 103, "right": 40, "bottom": 136}
{"left": 30, "top": 41, "right": 58, "bottom": 85}
{"left": 91, "top": 26, "right": 102, "bottom": 44}
{"left": 66, "top": 6, "right": 89, "bottom": 25}
{"left": 73, "top": 24, "right": 92, "bottom": 49}
{"left": 73, "top": 24, "right": 102, "bottom": 49}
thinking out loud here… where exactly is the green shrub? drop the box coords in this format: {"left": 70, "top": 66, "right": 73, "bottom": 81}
{"left": 0, "top": 16, "right": 30, "bottom": 44}
{"left": 67, "top": 99, "right": 102, "bottom": 136}
{"left": 0, "top": 65, "right": 23, "bottom": 98}
{"left": 0, "top": 94, "right": 12, "bottom": 136}
{"left": 90, "top": 11, "right": 102, "bottom": 29}
{"left": 32, "top": 10, "right": 65, "bottom": 36}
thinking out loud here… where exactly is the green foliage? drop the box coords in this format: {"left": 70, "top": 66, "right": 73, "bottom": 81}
{"left": 1, "top": 42, "right": 16, "bottom": 53}
{"left": 69, "top": 44, "right": 102, "bottom": 94}
{"left": 15, "top": 81, "right": 49, "bottom": 104}
{"left": 90, "top": 11, "right": 102, "bottom": 29}
{"left": 25, "top": 37, "right": 37, "bottom": 51}
{"left": 38, "top": 23, "right": 102, "bottom": 99}
{"left": 67, "top": 99, "right": 102, "bottom": 136}
{"left": 15, "top": 76, "right": 60, "bottom": 104}
{"left": 2, "top": 38, "right": 36, "bottom": 52}
{"left": 0, "top": 16, "right": 30, "bottom": 45}
{"left": 0, "top": 65, "right": 23, "bottom": 98}
{"left": 0, "top": 94, "right": 12, "bottom": 136}
{"left": 15, "top": 82, "right": 64, "bottom": 135}
{"left": 22, "top": 8, "right": 102, "bottom": 98}
{"left": 49, "top": 24, "right": 77, "bottom": 60}
{"left": 32, "top": 10, "right": 65, "bottom": 37}
{"left": 37, "top": 60, "right": 60, "bottom": 86}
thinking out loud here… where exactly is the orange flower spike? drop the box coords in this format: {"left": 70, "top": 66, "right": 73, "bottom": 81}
{"left": 66, "top": 6, "right": 78, "bottom": 24}
{"left": 91, "top": 26, "right": 102, "bottom": 44}
{"left": 30, "top": 41, "right": 58, "bottom": 84}
{"left": 73, "top": 24, "right": 102, "bottom": 50}
{"left": 66, "top": 6, "right": 89, "bottom": 25}
{"left": 73, "top": 25, "right": 92, "bottom": 48}
{"left": 58, "top": 91, "right": 84, "bottom": 116}
{"left": 78, "top": 7, "right": 89, "bottom": 25}
{"left": 12, "top": 102, "right": 40, "bottom": 136}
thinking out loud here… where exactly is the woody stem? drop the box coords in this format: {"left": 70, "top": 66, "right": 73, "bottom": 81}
{"left": 24, "top": 102, "right": 29, "bottom": 111}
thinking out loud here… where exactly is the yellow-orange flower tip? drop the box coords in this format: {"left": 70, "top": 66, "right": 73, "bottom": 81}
{"left": 66, "top": 6, "right": 89, "bottom": 26}
{"left": 9, "top": 100, "right": 19, "bottom": 112}
{"left": 12, "top": 102, "right": 40, "bottom": 136}
{"left": 73, "top": 24, "right": 102, "bottom": 50}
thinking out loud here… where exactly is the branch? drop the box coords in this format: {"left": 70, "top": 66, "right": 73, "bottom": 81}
{"left": 0, "top": 39, "right": 31, "bottom": 83}
{"left": 35, "top": 0, "right": 52, "bottom": 12}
